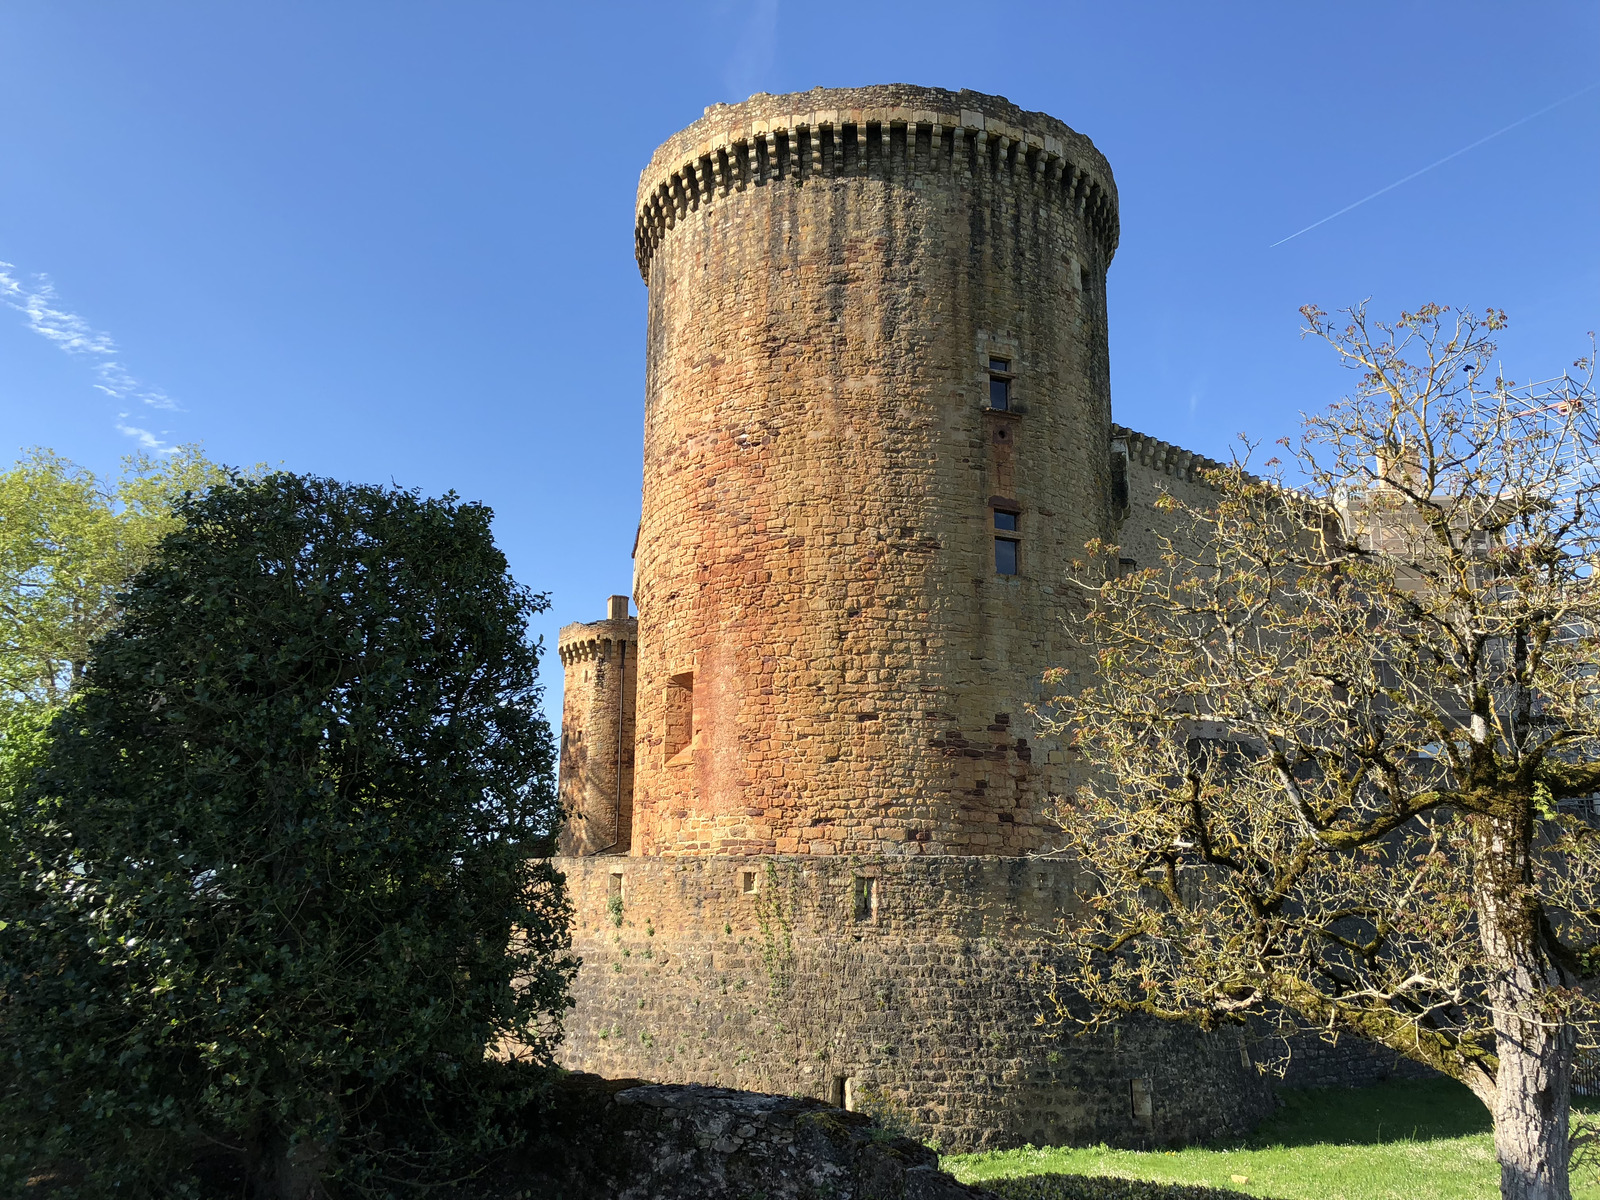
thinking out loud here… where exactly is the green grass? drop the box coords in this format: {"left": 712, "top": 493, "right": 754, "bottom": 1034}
{"left": 942, "top": 1079, "right": 1600, "bottom": 1200}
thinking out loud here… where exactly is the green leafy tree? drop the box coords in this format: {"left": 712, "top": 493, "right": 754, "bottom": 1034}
{"left": 0, "top": 473, "right": 574, "bottom": 1198}
{"left": 0, "top": 445, "right": 231, "bottom": 705}
{"left": 1040, "top": 306, "right": 1599, "bottom": 1200}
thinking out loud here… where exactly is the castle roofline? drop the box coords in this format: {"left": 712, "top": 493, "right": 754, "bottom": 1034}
{"left": 633, "top": 84, "right": 1119, "bottom": 281}
{"left": 1112, "top": 425, "right": 1232, "bottom": 485}
{"left": 557, "top": 616, "right": 638, "bottom": 666}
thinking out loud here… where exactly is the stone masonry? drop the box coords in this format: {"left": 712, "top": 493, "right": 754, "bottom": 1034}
{"left": 556, "top": 854, "right": 1276, "bottom": 1152}
{"left": 558, "top": 596, "right": 638, "bottom": 856}
{"left": 550, "top": 85, "right": 1282, "bottom": 1152}
{"left": 631, "top": 85, "right": 1118, "bottom": 858}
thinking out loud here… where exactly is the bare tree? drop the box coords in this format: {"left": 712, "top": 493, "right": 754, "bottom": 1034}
{"left": 1039, "top": 305, "right": 1600, "bottom": 1200}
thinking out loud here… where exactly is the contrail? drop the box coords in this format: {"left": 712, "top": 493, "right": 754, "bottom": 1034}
{"left": 1270, "top": 79, "right": 1600, "bottom": 248}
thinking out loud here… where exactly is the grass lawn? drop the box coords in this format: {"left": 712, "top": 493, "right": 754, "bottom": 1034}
{"left": 942, "top": 1078, "right": 1600, "bottom": 1200}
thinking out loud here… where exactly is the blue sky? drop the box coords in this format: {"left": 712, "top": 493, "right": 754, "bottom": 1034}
{"left": 2, "top": 2, "right": 1596, "bottom": 720}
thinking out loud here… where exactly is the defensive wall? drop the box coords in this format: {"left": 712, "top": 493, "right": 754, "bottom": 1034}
{"left": 556, "top": 854, "right": 1277, "bottom": 1151}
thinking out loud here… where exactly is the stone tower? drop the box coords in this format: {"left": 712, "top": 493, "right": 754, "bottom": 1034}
{"left": 630, "top": 84, "right": 1119, "bottom": 857}
{"left": 552, "top": 86, "right": 1276, "bottom": 1152}
{"left": 557, "top": 595, "right": 637, "bottom": 856}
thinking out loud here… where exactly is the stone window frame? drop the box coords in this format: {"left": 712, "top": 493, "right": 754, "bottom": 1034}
{"left": 992, "top": 497, "right": 1022, "bottom": 577}
{"left": 983, "top": 347, "right": 1018, "bottom": 413}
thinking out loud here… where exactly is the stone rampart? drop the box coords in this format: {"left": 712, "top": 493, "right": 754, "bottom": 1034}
{"left": 554, "top": 854, "right": 1277, "bottom": 1152}
{"left": 1110, "top": 425, "right": 1230, "bottom": 570}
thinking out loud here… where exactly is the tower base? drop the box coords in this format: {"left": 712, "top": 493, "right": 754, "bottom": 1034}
{"left": 553, "top": 854, "right": 1276, "bottom": 1151}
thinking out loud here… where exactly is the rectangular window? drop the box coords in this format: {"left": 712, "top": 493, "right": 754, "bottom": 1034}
{"left": 988, "top": 357, "right": 1012, "bottom": 410}
{"left": 994, "top": 510, "right": 1018, "bottom": 532}
{"left": 741, "top": 870, "right": 758, "bottom": 894}
{"left": 995, "top": 537, "right": 1019, "bottom": 575}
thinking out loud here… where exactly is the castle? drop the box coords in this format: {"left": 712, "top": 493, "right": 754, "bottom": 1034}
{"left": 550, "top": 85, "right": 1277, "bottom": 1151}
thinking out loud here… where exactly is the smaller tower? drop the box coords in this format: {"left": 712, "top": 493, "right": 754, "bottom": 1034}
{"left": 557, "top": 595, "right": 637, "bottom": 855}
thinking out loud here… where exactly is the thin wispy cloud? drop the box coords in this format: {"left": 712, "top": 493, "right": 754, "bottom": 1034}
{"left": 115, "top": 421, "right": 170, "bottom": 451}
{"left": 0, "top": 260, "right": 181, "bottom": 451}
{"left": 1270, "top": 79, "right": 1600, "bottom": 248}
{"left": 718, "top": 0, "right": 778, "bottom": 104}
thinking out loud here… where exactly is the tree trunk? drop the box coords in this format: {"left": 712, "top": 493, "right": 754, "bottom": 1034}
{"left": 247, "top": 1123, "right": 331, "bottom": 1200}
{"left": 1489, "top": 974, "right": 1574, "bottom": 1200}
{"left": 1474, "top": 814, "right": 1576, "bottom": 1200}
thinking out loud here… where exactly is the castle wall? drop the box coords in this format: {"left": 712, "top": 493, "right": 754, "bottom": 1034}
{"left": 629, "top": 87, "right": 1124, "bottom": 858}
{"left": 1111, "top": 426, "right": 1230, "bottom": 570}
{"left": 558, "top": 602, "right": 638, "bottom": 856}
{"left": 554, "top": 854, "right": 1277, "bottom": 1152}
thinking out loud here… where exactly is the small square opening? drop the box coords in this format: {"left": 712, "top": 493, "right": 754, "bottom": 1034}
{"left": 741, "top": 870, "right": 758, "bottom": 894}
{"left": 994, "top": 510, "right": 1018, "bottom": 532}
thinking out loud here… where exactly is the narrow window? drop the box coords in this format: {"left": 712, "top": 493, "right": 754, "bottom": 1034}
{"left": 608, "top": 872, "right": 623, "bottom": 900}
{"left": 854, "top": 875, "right": 876, "bottom": 921}
{"left": 830, "top": 1075, "right": 848, "bottom": 1107}
{"left": 995, "top": 537, "right": 1019, "bottom": 576}
{"left": 1130, "top": 1077, "right": 1154, "bottom": 1129}
{"left": 665, "top": 671, "right": 694, "bottom": 760}
{"left": 741, "top": 870, "right": 758, "bottom": 894}
{"left": 1110, "top": 444, "right": 1130, "bottom": 512}
{"left": 987, "top": 357, "right": 1011, "bottom": 411}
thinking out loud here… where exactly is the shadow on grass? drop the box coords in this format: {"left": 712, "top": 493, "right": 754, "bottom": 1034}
{"left": 1248, "top": 1077, "right": 1491, "bottom": 1147}
{"left": 980, "top": 1175, "right": 1259, "bottom": 1200}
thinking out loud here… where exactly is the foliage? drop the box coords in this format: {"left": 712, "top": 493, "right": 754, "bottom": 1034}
{"left": 978, "top": 1177, "right": 1254, "bottom": 1200}
{"left": 0, "top": 473, "right": 574, "bottom": 1198}
{"left": 0, "top": 445, "right": 232, "bottom": 706}
{"left": 1038, "top": 305, "right": 1600, "bottom": 1199}
{"left": 945, "top": 1079, "right": 1581, "bottom": 1200}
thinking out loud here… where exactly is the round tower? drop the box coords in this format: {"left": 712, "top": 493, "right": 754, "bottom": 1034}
{"left": 557, "top": 595, "right": 638, "bottom": 856}
{"left": 630, "top": 85, "right": 1120, "bottom": 857}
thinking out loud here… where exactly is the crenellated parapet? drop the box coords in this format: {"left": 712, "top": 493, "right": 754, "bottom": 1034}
{"left": 1112, "top": 424, "right": 1229, "bottom": 486}
{"left": 558, "top": 617, "right": 639, "bottom": 668}
{"left": 634, "top": 85, "right": 1119, "bottom": 280}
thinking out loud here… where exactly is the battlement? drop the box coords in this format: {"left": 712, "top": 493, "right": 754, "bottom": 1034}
{"left": 634, "top": 85, "right": 1119, "bottom": 280}
{"left": 557, "top": 617, "right": 638, "bottom": 666}
{"left": 1112, "top": 424, "right": 1230, "bottom": 486}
